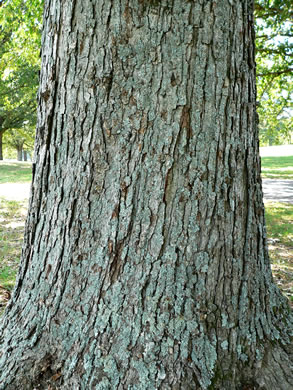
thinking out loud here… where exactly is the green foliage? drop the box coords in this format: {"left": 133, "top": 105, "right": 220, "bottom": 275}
{"left": 261, "top": 155, "right": 293, "bottom": 179}
{"left": 5, "top": 125, "right": 35, "bottom": 153}
{"left": 0, "top": 0, "right": 43, "bottom": 157}
{"left": 255, "top": 1, "right": 293, "bottom": 146}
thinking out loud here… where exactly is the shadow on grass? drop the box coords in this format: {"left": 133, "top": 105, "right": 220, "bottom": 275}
{"left": 261, "top": 156, "right": 293, "bottom": 180}
{"left": 265, "top": 201, "right": 293, "bottom": 306}
{"left": 0, "top": 198, "right": 26, "bottom": 314}
{"left": 265, "top": 202, "right": 293, "bottom": 246}
{"left": 0, "top": 198, "right": 26, "bottom": 289}
{"left": 0, "top": 162, "right": 32, "bottom": 184}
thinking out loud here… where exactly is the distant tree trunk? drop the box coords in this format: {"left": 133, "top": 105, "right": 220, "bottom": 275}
{"left": 16, "top": 145, "right": 23, "bottom": 161}
{"left": 0, "top": 1, "right": 292, "bottom": 389}
{"left": 0, "top": 117, "right": 4, "bottom": 160}
{"left": 0, "top": 130, "right": 3, "bottom": 161}
{"left": 23, "top": 150, "right": 28, "bottom": 161}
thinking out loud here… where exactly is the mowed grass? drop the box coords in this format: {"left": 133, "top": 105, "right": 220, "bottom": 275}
{"left": 261, "top": 155, "right": 293, "bottom": 179}
{"left": 0, "top": 161, "right": 32, "bottom": 184}
{"left": 264, "top": 202, "right": 293, "bottom": 304}
{"left": 265, "top": 202, "right": 293, "bottom": 246}
{"left": 261, "top": 155, "right": 293, "bottom": 303}
{"left": 0, "top": 162, "right": 31, "bottom": 313}
{"left": 0, "top": 198, "right": 27, "bottom": 314}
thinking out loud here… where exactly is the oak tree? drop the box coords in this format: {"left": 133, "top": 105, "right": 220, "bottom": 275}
{"left": 0, "top": 0, "right": 42, "bottom": 159}
{"left": 0, "top": 1, "right": 292, "bottom": 389}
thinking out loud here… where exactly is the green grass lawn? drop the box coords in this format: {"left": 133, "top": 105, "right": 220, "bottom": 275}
{"left": 265, "top": 202, "right": 293, "bottom": 304}
{"left": 261, "top": 155, "right": 293, "bottom": 179}
{"left": 0, "top": 200, "right": 27, "bottom": 278}
{"left": 0, "top": 161, "right": 32, "bottom": 184}
{"left": 0, "top": 198, "right": 26, "bottom": 314}
{"left": 265, "top": 202, "right": 293, "bottom": 246}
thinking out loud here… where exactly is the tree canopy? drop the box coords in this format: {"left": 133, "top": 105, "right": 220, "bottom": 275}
{"left": 255, "top": 0, "right": 293, "bottom": 145}
{"left": 0, "top": 0, "right": 43, "bottom": 158}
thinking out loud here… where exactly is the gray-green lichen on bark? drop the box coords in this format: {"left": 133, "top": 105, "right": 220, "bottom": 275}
{"left": 0, "top": 0, "right": 292, "bottom": 389}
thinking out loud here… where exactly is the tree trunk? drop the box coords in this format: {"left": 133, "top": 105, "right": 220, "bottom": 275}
{"left": 23, "top": 150, "right": 28, "bottom": 161}
{"left": 0, "top": 129, "right": 4, "bottom": 161}
{"left": 16, "top": 145, "right": 23, "bottom": 161}
{"left": 0, "top": 1, "right": 292, "bottom": 389}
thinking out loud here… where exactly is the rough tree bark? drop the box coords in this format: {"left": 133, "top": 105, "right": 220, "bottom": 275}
{"left": 0, "top": 0, "right": 292, "bottom": 389}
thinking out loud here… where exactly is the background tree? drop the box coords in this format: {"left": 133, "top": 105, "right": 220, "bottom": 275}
{"left": 255, "top": 0, "right": 293, "bottom": 145}
{"left": 258, "top": 82, "right": 292, "bottom": 145}
{"left": 0, "top": 0, "right": 42, "bottom": 159}
{"left": 0, "top": 1, "right": 292, "bottom": 389}
{"left": 4, "top": 125, "right": 35, "bottom": 160}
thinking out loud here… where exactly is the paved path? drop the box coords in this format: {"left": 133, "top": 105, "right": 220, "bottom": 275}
{"left": 260, "top": 145, "right": 293, "bottom": 157}
{"left": 259, "top": 146, "right": 293, "bottom": 203}
{"left": 0, "top": 182, "right": 31, "bottom": 201}
{"left": 262, "top": 179, "right": 293, "bottom": 204}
